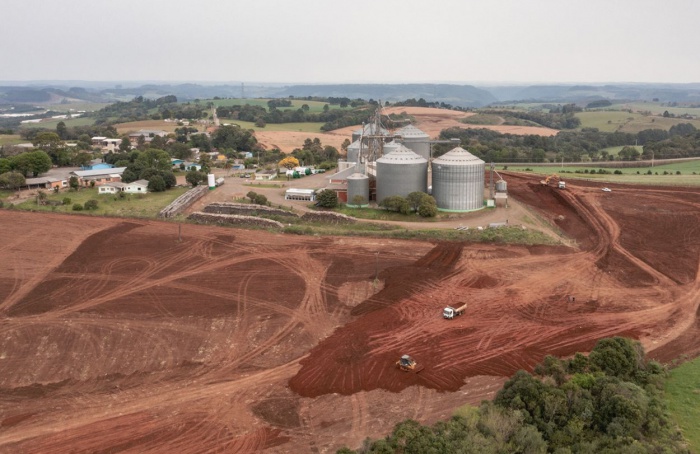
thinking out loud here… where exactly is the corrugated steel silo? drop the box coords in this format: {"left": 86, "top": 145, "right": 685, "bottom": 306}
{"left": 352, "top": 124, "right": 389, "bottom": 143}
{"left": 432, "top": 147, "right": 485, "bottom": 211}
{"left": 376, "top": 144, "right": 428, "bottom": 204}
{"left": 496, "top": 179, "right": 507, "bottom": 193}
{"left": 381, "top": 140, "right": 400, "bottom": 158}
{"left": 347, "top": 173, "right": 370, "bottom": 207}
{"left": 396, "top": 124, "right": 431, "bottom": 160}
{"left": 346, "top": 140, "right": 362, "bottom": 163}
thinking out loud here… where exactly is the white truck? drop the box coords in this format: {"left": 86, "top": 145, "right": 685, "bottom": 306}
{"left": 443, "top": 303, "right": 467, "bottom": 319}
{"left": 558, "top": 181, "right": 566, "bottom": 189}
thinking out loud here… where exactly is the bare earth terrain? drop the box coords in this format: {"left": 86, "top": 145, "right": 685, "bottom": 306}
{"left": 253, "top": 106, "right": 558, "bottom": 152}
{"left": 1, "top": 175, "right": 700, "bottom": 453}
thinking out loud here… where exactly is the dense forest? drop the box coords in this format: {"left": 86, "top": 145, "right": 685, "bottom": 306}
{"left": 338, "top": 337, "right": 688, "bottom": 454}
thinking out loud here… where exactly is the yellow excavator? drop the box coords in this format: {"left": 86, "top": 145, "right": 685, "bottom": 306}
{"left": 396, "top": 355, "right": 424, "bottom": 373}
{"left": 541, "top": 174, "right": 566, "bottom": 189}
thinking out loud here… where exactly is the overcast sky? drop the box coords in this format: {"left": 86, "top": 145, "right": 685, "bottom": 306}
{"left": 1, "top": 0, "right": 698, "bottom": 84}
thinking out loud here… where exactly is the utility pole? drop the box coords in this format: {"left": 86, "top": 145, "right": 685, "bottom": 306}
{"left": 375, "top": 251, "right": 379, "bottom": 281}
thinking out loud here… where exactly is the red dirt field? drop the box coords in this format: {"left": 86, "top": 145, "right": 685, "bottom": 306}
{"left": 1, "top": 175, "right": 700, "bottom": 452}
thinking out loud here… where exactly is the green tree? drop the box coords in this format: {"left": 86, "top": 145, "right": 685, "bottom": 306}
{"left": 589, "top": 337, "right": 645, "bottom": 383}
{"left": 11, "top": 151, "right": 52, "bottom": 177}
{"left": 119, "top": 137, "right": 132, "bottom": 152}
{"left": 32, "top": 132, "right": 66, "bottom": 164}
{"left": 185, "top": 170, "right": 206, "bottom": 186}
{"left": 406, "top": 191, "right": 427, "bottom": 212}
{"left": 135, "top": 148, "right": 171, "bottom": 172}
{"left": 69, "top": 175, "right": 79, "bottom": 190}
{"left": 56, "top": 121, "right": 68, "bottom": 140}
{"left": 161, "top": 171, "right": 176, "bottom": 189}
{"left": 211, "top": 125, "right": 257, "bottom": 151}
{"left": 0, "top": 158, "right": 11, "bottom": 174}
{"left": 0, "top": 171, "right": 25, "bottom": 189}
{"left": 147, "top": 175, "right": 166, "bottom": 192}
{"left": 72, "top": 152, "right": 94, "bottom": 168}
{"left": 316, "top": 189, "right": 338, "bottom": 208}
{"left": 246, "top": 190, "right": 258, "bottom": 202}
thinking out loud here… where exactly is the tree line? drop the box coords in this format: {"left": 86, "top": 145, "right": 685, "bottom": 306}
{"left": 338, "top": 337, "right": 688, "bottom": 453}
{"left": 435, "top": 124, "right": 700, "bottom": 163}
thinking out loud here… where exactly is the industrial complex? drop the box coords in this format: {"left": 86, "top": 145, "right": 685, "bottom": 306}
{"left": 327, "top": 107, "right": 504, "bottom": 211}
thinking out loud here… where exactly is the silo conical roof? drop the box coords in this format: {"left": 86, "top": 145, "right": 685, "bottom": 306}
{"left": 396, "top": 124, "right": 429, "bottom": 139}
{"left": 376, "top": 144, "right": 427, "bottom": 164}
{"left": 433, "top": 147, "right": 484, "bottom": 166}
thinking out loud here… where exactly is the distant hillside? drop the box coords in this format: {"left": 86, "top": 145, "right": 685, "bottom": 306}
{"left": 3, "top": 82, "right": 700, "bottom": 108}
{"left": 273, "top": 84, "right": 497, "bottom": 108}
{"left": 485, "top": 83, "right": 700, "bottom": 104}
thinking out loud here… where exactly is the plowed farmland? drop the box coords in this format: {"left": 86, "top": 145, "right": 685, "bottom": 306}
{"left": 1, "top": 175, "right": 700, "bottom": 452}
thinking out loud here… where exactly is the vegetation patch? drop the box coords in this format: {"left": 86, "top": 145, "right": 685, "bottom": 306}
{"left": 11, "top": 187, "right": 188, "bottom": 218}
{"left": 339, "top": 337, "right": 689, "bottom": 453}
{"left": 666, "top": 356, "right": 700, "bottom": 452}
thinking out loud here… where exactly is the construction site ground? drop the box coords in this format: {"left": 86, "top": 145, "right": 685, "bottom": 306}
{"left": 1, "top": 173, "right": 700, "bottom": 453}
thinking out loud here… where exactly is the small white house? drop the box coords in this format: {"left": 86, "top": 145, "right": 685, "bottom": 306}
{"left": 98, "top": 182, "right": 127, "bottom": 194}
{"left": 254, "top": 170, "right": 277, "bottom": 181}
{"left": 123, "top": 179, "right": 149, "bottom": 194}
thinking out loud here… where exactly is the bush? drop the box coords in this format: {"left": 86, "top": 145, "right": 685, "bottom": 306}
{"left": 72, "top": 203, "right": 84, "bottom": 211}
{"left": 246, "top": 191, "right": 258, "bottom": 202}
{"left": 0, "top": 200, "right": 3, "bottom": 208}
{"left": 614, "top": 170, "right": 623, "bottom": 175}
{"left": 418, "top": 198, "right": 438, "bottom": 217}
{"left": 380, "top": 195, "right": 411, "bottom": 214}
{"left": 83, "top": 199, "right": 99, "bottom": 210}
{"left": 316, "top": 189, "right": 338, "bottom": 208}
{"left": 62, "top": 197, "right": 72, "bottom": 205}
{"left": 254, "top": 194, "right": 268, "bottom": 206}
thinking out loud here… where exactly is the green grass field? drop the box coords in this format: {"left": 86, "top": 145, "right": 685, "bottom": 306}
{"left": 600, "top": 145, "right": 644, "bottom": 157}
{"left": 576, "top": 111, "right": 700, "bottom": 133}
{"left": 462, "top": 114, "right": 503, "bottom": 125}
{"left": 666, "top": 356, "right": 700, "bottom": 453}
{"left": 9, "top": 187, "right": 189, "bottom": 218}
{"left": 0, "top": 134, "right": 24, "bottom": 146}
{"left": 21, "top": 116, "right": 95, "bottom": 130}
{"left": 45, "top": 102, "right": 111, "bottom": 113}
{"left": 602, "top": 102, "right": 700, "bottom": 118}
{"left": 505, "top": 160, "right": 700, "bottom": 186}
{"left": 221, "top": 120, "right": 325, "bottom": 133}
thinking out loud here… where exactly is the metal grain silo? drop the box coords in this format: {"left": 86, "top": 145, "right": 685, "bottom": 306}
{"left": 496, "top": 179, "right": 507, "bottom": 193}
{"left": 352, "top": 124, "right": 389, "bottom": 143}
{"left": 376, "top": 144, "right": 428, "bottom": 203}
{"left": 432, "top": 147, "right": 485, "bottom": 211}
{"left": 396, "top": 124, "right": 431, "bottom": 160}
{"left": 381, "top": 140, "right": 400, "bottom": 158}
{"left": 346, "top": 140, "right": 362, "bottom": 163}
{"left": 347, "top": 173, "right": 370, "bottom": 207}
